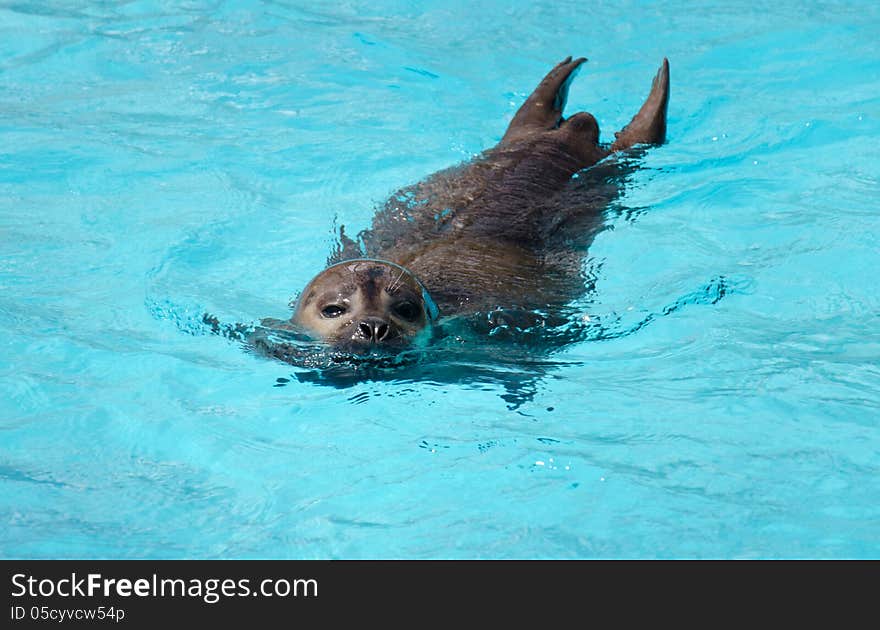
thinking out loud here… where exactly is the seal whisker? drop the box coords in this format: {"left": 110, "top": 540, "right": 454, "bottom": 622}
{"left": 386, "top": 267, "right": 406, "bottom": 295}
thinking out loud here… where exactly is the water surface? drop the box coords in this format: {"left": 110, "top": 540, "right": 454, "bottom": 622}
{"left": 1, "top": 0, "right": 879, "bottom": 558}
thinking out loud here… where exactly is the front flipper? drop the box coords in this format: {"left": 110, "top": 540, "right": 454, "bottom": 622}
{"left": 610, "top": 58, "right": 670, "bottom": 151}
{"left": 501, "top": 56, "right": 587, "bottom": 145}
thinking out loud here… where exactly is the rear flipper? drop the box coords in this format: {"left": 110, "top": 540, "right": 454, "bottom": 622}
{"left": 501, "top": 57, "right": 670, "bottom": 170}
{"left": 500, "top": 56, "right": 586, "bottom": 145}
{"left": 610, "top": 58, "right": 670, "bottom": 151}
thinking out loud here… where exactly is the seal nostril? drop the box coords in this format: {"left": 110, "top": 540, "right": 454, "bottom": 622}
{"left": 358, "top": 322, "right": 373, "bottom": 339}
{"left": 357, "top": 317, "right": 393, "bottom": 343}
{"left": 357, "top": 319, "right": 391, "bottom": 342}
{"left": 375, "top": 322, "right": 389, "bottom": 341}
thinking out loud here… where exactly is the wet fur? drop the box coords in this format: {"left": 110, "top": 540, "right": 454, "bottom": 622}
{"left": 329, "top": 57, "right": 669, "bottom": 317}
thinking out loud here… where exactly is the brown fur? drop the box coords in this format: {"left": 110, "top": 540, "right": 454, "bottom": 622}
{"left": 294, "top": 57, "right": 670, "bottom": 347}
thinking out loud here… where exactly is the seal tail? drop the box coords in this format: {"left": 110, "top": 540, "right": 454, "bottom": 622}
{"left": 501, "top": 56, "right": 587, "bottom": 145}
{"left": 610, "top": 58, "right": 670, "bottom": 152}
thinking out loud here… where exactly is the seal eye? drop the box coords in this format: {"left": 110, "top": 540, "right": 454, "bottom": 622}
{"left": 392, "top": 301, "right": 421, "bottom": 321}
{"left": 321, "top": 304, "right": 346, "bottom": 318}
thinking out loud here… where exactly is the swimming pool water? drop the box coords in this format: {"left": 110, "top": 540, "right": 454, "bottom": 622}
{"left": 1, "top": 0, "right": 879, "bottom": 558}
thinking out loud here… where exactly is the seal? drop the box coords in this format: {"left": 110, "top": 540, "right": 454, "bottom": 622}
{"left": 281, "top": 56, "right": 670, "bottom": 352}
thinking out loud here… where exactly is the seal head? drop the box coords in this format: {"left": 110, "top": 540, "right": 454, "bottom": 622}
{"left": 291, "top": 259, "right": 438, "bottom": 352}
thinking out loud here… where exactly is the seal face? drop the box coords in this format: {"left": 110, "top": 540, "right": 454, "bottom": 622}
{"left": 291, "top": 259, "right": 437, "bottom": 352}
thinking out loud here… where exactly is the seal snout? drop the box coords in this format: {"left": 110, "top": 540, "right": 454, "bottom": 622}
{"left": 357, "top": 317, "right": 394, "bottom": 343}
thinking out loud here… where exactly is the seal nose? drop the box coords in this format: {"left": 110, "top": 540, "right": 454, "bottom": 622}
{"left": 357, "top": 317, "right": 391, "bottom": 343}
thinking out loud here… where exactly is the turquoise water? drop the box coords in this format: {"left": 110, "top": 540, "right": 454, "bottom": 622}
{"left": 2, "top": 1, "right": 879, "bottom": 558}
